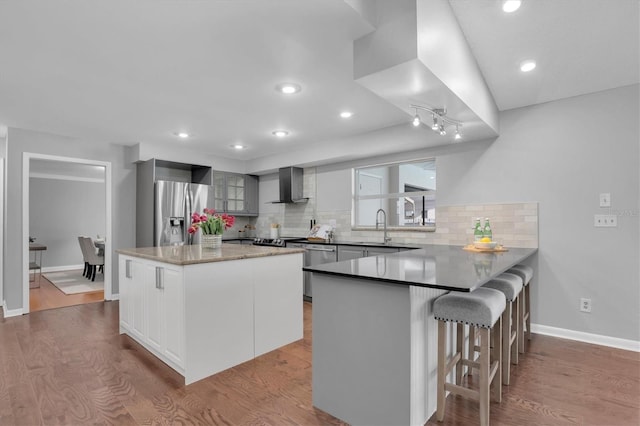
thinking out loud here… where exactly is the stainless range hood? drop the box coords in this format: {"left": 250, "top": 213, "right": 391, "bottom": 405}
{"left": 270, "top": 167, "right": 308, "bottom": 204}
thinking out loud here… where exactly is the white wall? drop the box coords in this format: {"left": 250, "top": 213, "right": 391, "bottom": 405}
{"left": 4, "top": 128, "right": 136, "bottom": 310}
{"left": 258, "top": 84, "right": 639, "bottom": 342}
{"left": 29, "top": 178, "right": 105, "bottom": 269}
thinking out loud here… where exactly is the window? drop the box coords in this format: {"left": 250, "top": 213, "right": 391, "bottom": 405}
{"left": 353, "top": 159, "right": 436, "bottom": 229}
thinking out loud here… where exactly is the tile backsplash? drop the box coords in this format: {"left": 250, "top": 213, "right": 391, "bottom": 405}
{"left": 257, "top": 201, "right": 538, "bottom": 249}
{"left": 253, "top": 168, "right": 538, "bottom": 248}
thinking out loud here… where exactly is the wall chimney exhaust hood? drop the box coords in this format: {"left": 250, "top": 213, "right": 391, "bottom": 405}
{"left": 271, "top": 167, "right": 308, "bottom": 204}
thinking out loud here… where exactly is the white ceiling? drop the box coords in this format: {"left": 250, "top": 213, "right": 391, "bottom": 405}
{"left": 449, "top": 0, "right": 639, "bottom": 111}
{"left": 1, "top": 0, "right": 638, "bottom": 164}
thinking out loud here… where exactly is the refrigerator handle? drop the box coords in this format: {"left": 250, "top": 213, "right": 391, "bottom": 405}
{"left": 185, "top": 183, "right": 192, "bottom": 245}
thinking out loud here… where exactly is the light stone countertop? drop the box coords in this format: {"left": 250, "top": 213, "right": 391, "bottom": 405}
{"left": 116, "top": 244, "right": 304, "bottom": 266}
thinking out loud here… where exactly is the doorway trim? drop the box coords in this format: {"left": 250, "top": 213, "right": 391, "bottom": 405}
{"left": 22, "top": 152, "right": 113, "bottom": 314}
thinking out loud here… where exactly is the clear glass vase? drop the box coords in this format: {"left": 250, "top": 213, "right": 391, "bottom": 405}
{"left": 201, "top": 234, "right": 222, "bottom": 250}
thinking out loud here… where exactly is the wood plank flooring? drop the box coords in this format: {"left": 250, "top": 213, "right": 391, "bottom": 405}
{"left": 0, "top": 300, "right": 638, "bottom": 425}
{"left": 29, "top": 274, "right": 104, "bottom": 313}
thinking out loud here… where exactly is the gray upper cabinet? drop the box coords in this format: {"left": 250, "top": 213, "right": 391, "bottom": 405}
{"left": 212, "top": 171, "right": 259, "bottom": 216}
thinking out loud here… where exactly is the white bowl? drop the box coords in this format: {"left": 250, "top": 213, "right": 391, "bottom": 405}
{"left": 474, "top": 241, "right": 498, "bottom": 249}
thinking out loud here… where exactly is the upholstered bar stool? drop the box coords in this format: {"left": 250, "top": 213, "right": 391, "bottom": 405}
{"left": 434, "top": 288, "right": 506, "bottom": 426}
{"left": 481, "top": 273, "right": 523, "bottom": 386}
{"left": 507, "top": 264, "right": 534, "bottom": 353}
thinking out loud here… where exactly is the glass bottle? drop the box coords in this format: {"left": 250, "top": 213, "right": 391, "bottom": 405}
{"left": 473, "top": 218, "right": 483, "bottom": 242}
{"left": 483, "top": 218, "right": 492, "bottom": 241}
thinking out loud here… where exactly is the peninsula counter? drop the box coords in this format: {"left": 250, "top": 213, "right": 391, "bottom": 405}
{"left": 304, "top": 245, "right": 537, "bottom": 426}
{"left": 117, "top": 244, "right": 304, "bottom": 384}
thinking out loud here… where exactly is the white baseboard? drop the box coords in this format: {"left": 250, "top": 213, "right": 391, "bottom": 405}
{"left": 41, "top": 264, "right": 85, "bottom": 273}
{"left": 109, "top": 293, "right": 119, "bottom": 301}
{"left": 2, "top": 301, "right": 24, "bottom": 318}
{"left": 532, "top": 323, "right": 640, "bottom": 352}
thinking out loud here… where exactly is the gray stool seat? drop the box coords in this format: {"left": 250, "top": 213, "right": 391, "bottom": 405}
{"left": 482, "top": 272, "right": 523, "bottom": 301}
{"left": 434, "top": 287, "right": 506, "bottom": 329}
{"left": 507, "top": 265, "right": 533, "bottom": 285}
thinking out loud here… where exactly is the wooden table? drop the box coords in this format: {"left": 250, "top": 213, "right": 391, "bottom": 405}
{"left": 29, "top": 243, "right": 47, "bottom": 288}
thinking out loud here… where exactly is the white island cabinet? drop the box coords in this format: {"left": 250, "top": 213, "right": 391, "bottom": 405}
{"left": 118, "top": 244, "right": 304, "bottom": 384}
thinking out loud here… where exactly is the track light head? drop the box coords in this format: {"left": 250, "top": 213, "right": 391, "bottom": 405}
{"left": 439, "top": 122, "right": 446, "bottom": 136}
{"left": 431, "top": 114, "right": 439, "bottom": 131}
{"left": 412, "top": 109, "right": 421, "bottom": 127}
{"left": 454, "top": 125, "right": 462, "bottom": 140}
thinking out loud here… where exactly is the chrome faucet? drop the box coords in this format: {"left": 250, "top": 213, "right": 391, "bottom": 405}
{"left": 376, "top": 208, "right": 391, "bottom": 244}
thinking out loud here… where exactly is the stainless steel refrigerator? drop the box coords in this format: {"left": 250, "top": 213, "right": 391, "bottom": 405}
{"left": 154, "top": 180, "right": 214, "bottom": 246}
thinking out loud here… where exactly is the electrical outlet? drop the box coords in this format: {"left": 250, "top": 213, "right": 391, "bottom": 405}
{"left": 580, "top": 298, "right": 592, "bottom": 313}
{"left": 594, "top": 214, "right": 618, "bottom": 227}
{"left": 599, "top": 193, "right": 611, "bottom": 207}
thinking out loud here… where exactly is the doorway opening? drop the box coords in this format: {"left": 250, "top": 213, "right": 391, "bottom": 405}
{"left": 22, "top": 153, "right": 113, "bottom": 313}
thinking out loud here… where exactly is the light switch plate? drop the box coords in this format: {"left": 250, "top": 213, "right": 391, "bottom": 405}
{"left": 599, "top": 193, "right": 611, "bottom": 207}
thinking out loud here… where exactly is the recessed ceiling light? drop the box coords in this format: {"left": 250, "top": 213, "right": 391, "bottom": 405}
{"left": 275, "top": 83, "right": 301, "bottom": 95}
{"left": 502, "top": 0, "right": 521, "bottom": 13}
{"left": 231, "top": 144, "right": 245, "bottom": 150}
{"left": 340, "top": 111, "right": 353, "bottom": 119}
{"left": 272, "top": 130, "right": 289, "bottom": 138}
{"left": 520, "top": 60, "right": 536, "bottom": 72}
{"left": 174, "top": 132, "right": 190, "bottom": 139}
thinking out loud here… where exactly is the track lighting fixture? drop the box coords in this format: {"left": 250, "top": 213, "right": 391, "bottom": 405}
{"left": 410, "top": 104, "right": 463, "bottom": 141}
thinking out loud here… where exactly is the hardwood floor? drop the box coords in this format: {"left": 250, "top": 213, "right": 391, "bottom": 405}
{"left": 0, "top": 301, "right": 637, "bottom": 425}
{"left": 29, "top": 273, "right": 104, "bottom": 313}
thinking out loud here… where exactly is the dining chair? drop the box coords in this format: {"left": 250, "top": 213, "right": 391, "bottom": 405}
{"left": 77, "top": 236, "right": 90, "bottom": 278}
{"left": 81, "top": 237, "right": 105, "bottom": 281}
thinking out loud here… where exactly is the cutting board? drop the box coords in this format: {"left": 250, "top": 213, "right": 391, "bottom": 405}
{"left": 463, "top": 244, "right": 508, "bottom": 253}
{"left": 307, "top": 224, "right": 332, "bottom": 240}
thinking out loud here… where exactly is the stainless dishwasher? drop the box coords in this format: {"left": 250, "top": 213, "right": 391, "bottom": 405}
{"left": 287, "top": 242, "right": 337, "bottom": 301}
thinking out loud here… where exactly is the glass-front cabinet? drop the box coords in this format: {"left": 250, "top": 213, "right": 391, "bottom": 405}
{"left": 212, "top": 172, "right": 259, "bottom": 216}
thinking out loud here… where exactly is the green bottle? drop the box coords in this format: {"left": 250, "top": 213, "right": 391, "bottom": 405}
{"left": 483, "top": 218, "right": 492, "bottom": 241}
{"left": 474, "top": 218, "right": 483, "bottom": 242}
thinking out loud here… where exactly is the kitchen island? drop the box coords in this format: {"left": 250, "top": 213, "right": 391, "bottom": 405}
{"left": 304, "top": 245, "right": 537, "bottom": 426}
{"left": 117, "top": 244, "right": 304, "bottom": 384}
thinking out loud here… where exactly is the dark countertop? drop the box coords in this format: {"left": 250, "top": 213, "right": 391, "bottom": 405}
{"left": 223, "top": 236, "right": 423, "bottom": 250}
{"left": 303, "top": 245, "right": 537, "bottom": 292}
{"left": 286, "top": 239, "right": 423, "bottom": 249}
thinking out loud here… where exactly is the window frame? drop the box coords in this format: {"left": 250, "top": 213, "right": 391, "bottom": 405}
{"left": 351, "top": 159, "right": 436, "bottom": 232}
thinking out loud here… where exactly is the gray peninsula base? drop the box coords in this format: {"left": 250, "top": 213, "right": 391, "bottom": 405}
{"left": 312, "top": 273, "right": 448, "bottom": 426}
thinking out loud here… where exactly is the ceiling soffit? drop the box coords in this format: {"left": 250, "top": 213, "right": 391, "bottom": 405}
{"left": 353, "top": 0, "right": 499, "bottom": 144}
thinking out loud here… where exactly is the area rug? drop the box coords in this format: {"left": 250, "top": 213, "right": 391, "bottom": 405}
{"left": 42, "top": 269, "right": 104, "bottom": 295}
